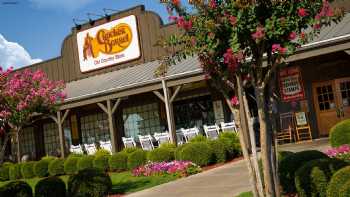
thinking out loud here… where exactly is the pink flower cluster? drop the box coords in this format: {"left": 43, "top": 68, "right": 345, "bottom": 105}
{"left": 251, "top": 26, "right": 265, "bottom": 42}
{"left": 0, "top": 67, "right": 66, "bottom": 120}
{"left": 223, "top": 48, "right": 244, "bottom": 73}
{"left": 132, "top": 161, "right": 199, "bottom": 177}
{"left": 169, "top": 16, "right": 193, "bottom": 31}
{"left": 271, "top": 44, "right": 288, "bottom": 54}
{"left": 325, "top": 144, "right": 350, "bottom": 157}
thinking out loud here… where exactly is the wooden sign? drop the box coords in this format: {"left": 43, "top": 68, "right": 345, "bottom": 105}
{"left": 279, "top": 66, "right": 305, "bottom": 102}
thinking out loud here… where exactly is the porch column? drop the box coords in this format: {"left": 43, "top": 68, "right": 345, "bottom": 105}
{"left": 97, "top": 98, "right": 121, "bottom": 153}
{"left": 153, "top": 80, "right": 182, "bottom": 144}
{"left": 51, "top": 109, "right": 70, "bottom": 158}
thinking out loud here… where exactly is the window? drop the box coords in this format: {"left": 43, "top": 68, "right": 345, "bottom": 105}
{"left": 80, "top": 113, "right": 110, "bottom": 144}
{"left": 12, "top": 127, "right": 36, "bottom": 160}
{"left": 316, "top": 85, "right": 335, "bottom": 111}
{"left": 123, "top": 103, "right": 161, "bottom": 140}
{"left": 340, "top": 81, "right": 350, "bottom": 107}
{"left": 43, "top": 122, "right": 60, "bottom": 156}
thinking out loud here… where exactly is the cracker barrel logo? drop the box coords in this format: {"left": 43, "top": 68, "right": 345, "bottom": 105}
{"left": 83, "top": 23, "right": 133, "bottom": 61}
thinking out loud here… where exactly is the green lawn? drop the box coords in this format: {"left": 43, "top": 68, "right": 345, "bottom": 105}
{"left": 236, "top": 191, "right": 253, "bottom": 197}
{"left": 0, "top": 172, "right": 176, "bottom": 195}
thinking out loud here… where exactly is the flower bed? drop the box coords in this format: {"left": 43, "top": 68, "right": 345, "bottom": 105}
{"left": 325, "top": 144, "right": 350, "bottom": 162}
{"left": 132, "top": 161, "right": 201, "bottom": 177}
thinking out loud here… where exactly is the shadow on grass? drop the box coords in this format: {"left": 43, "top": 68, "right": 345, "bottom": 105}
{"left": 111, "top": 179, "right": 151, "bottom": 194}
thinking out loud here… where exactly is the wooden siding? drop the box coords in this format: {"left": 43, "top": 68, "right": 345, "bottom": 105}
{"left": 16, "top": 5, "right": 181, "bottom": 83}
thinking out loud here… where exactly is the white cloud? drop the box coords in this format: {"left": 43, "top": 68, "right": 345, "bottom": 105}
{"left": 29, "top": 0, "right": 96, "bottom": 11}
{"left": 0, "top": 34, "right": 42, "bottom": 70}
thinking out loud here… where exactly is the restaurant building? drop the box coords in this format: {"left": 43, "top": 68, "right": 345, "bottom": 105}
{"left": 6, "top": 4, "right": 350, "bottom": 160}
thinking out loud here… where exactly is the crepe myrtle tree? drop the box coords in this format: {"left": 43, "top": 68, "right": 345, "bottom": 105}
{"left": 0, "top": 67, "right": 66, "bottom": 163}
{"left": 157, "top": 0, "right": 343, "bottom": 196}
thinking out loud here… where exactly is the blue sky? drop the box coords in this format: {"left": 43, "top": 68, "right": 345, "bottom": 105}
{"left": 0, "top": 0, "right": 172, "bottom": 69}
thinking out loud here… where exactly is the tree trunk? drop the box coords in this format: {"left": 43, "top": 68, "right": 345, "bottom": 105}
{"left": 0, "top": 133, "right": 10, "bottom": 164}
{"left": 256, "top": 87, "right": 276, "bottom": 197}
{"left": 16, "top": 130, "right": 21, "bottom": 162}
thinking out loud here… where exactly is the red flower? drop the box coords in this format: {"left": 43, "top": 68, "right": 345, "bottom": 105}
{"left": 168, "top": 15, "right": 178, "bottom": 21}
{"left": 172, "top": 0, "right": 180, "bottom": 6}
{"left": 298, "top": 8, "right": 308, "bottom": 17}
{"left": 223, "top": 48, "right": 238, "bottom": 72}
{"left": 229, "top": 15, "right": 237, "bottom": 26}
{"left": 272, "top": 44, "right": 281, "bottom": 53}
{"left": 209, "top": 0, "right": 217, "bottom": 9}
{"left": 231, "top": 96, "right": 239, "bottom": 106}
{"left": 251, "top": 26, "right": 265, "bottom": 41}
{"left": 289, "top": 32, "right": 297, "bottom": 40}
{"left": 300, "top": 32, "right": 306, "bottom": 40}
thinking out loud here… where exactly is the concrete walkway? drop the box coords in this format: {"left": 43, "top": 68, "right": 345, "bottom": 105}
{"left": 127, "top": 139, "right": 330, "bottom": 197}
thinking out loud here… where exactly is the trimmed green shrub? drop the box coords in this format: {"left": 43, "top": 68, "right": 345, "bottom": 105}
{"left": 0, "top": 180, "right": 32, "bottom": 197}
{"left": 330, "top": 119, "right": 350, "bottom": 147}
{"left": 127, "top": 149, "right": 147, "bottom": 169}
{"left": 68, "top": 168, "right": 112, "bottom": 197}
{"left": 189, "top": 135, "right": 208, "bottom": 143}
{"left": 77, "top": 155, "right": 95, "bottom": 171}
{"left": 219, "top": 132, "right": 241, "bottom": 158}
{"left": 35, "top": 176, "right": 66, "bottom": 197}
{"left": 175, "top": 144, "right": 188, "bottom": 161}
{"left": 327, "top": 166, "right": 350, "bottom": 197}
{"left": 279, "top": 150, "right": 328, "bottom": 194}
{"left": 159, "top": 142, "right": 176, "bottom": 149}
{"left": 178, "top": 142, "right": 212, "bottom": 166}
{"left": 94, "top": 149, "right": 111, "bottom": 157}
{"left": 0, "top": 162, "right": 12, "bottom": 181}
{"left": 207, "top": 139, "right": 226, "bottom": 163}
{"left": 277, "top": 151, "right": 294, "bottom": 163}
{"left": 34, "top": 159, "right": 51, "bottom": 177}
{"left": 148, "top": 147, "right": 174, "bottom": 162}
{"left": 121, "top": 147, "right": 138, "bottom": 155}
{"left": 21, "top": 161, "right": 35, "bottom": 179}
{"left": 339, "top": 179, "right": 350, "bottom": 197}
{"left": 295, "top": 158, "right": 347, "bottom": 197}
{"left": 9, "top": 163, "right": 22, "bottom": 180}
{"left": 41, "top": 156, "right": 57, "bottom": 161}
{"left": 93, "top": 155, "right": 110, "bottom": 172}
{"left": 48, "top": 159, "right": 65, "bottom": 176}
{"left": 109, "top": 152, "right": 128, "bottom": 172}
{"left": 64, "top": 156, "right": 80, "bottom": 175}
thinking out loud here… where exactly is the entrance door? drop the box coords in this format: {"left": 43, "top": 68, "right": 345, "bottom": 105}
{"left": 335, "top": 77, "right": 350, "bottom": 121}
{"left": 313, "top": 77, "right": 350, "bottom": 136}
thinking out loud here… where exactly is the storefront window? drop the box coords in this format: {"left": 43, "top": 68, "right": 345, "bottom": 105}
{"left": 173, "top": 96, "right": 215, "bottom": 130}
{"left": 80, "top": 113, "right": 110, "bottom": 144}
{"left": 123, "top": 103, "right": 161, "bottom": 140}
{"left": 12, "top": 127, "right": 36, "bottom": 160}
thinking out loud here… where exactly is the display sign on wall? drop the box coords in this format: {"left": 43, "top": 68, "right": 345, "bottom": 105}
{"left": 279, "top": 66, "right": 305, "bottom": 102}
{"left": 77, "top": 15, "right": 141, "bottom": 72}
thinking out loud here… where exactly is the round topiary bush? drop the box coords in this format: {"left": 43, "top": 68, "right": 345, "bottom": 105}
{"left": 189, "top": 135, "right": 208, "bottom": 143}
{"left": 68, "top": 168, "right": 112, "bottom": 197}
{"left": 127, "top": 149, "right": 147, "bottom": 169}
{"left": 64, "top": 156, "right": 80, "bottom": 175}
{"left": 121, "top": 147, "right": 138, "bottom": 155}
{"left": 207, "top": 139, "right": 226, "bottom": 163}
{"left": 93, "top": 155, "right": 110, "bottom": 172}
{"left": 339, "top": 179, "right": 350, "bottom": 197}
{"left": 77, "top": 155, "right": 95, "bottom": 171}
{"left": 109, "top": 152, "right": 128, "bottom": 172}
{"left": 159, "top": 142, "right": 176, "bottom": 149}
{"left": 148, "top": 147, "right": 174, "bottom": 162}
{"left": 48, "top": 158, "right": 65, "bottom": 176}
{"left": 94, "top": 149, "right": 111, "bottom": 157}
{"left": 327, "top": 166, "right": 350, "bottom": 197}
{"left": 178, "top": 142, "right": 212, "bottom": 166}
{"left": 9, "top": 163, "right": 22, "bottom": 180}
{"left": 0, "top": 180, "right": 32, "bottom": 197}
{"left": 174, "top": 144, "right": 187, "bottom": 161}
{"left": 330, "top": 119, "right": 350, "bottom": 147}
{"left": 34, "top": 159, "right": 51, "bottom": 177}
{"left": 295, "top": 158, "right": 347, "bottom": 197}
{"left": 34, "top": 176, "right": 66, "bottom": 197}
{"left": 218, "top": 132, "right": 241, "bottom": 159}
{"left": 21, "top": 161, "right": 35, "bottom": 179}
{"left": 0, "top": 162, "right": 12, "bottom": 181}
{"left": 279, "top": 150, "right": 328, "bottom": 194}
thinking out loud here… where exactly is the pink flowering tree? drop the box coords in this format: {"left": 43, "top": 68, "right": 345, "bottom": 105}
{"left": 158, "top": 0, "right": 343, "bottom": 196}
{"left": 0, "top": 67, "right": 66, "bottom": 163}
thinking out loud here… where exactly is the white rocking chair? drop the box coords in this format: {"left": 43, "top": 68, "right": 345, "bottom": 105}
{"left": 153, "top": 132, "right": 171, "bottom": 146}
{"left": 181, "top": 127, "right": 200, "bottom": 143}
{"left": 203, "top": 124, "right": 220, "bottom": 139}
{"left": 122, "top": 137, "right": 136, "bottom": 148}
{"left": 220, "top": 121, "right": 238, "bottom": 133}
{"left": 99, "top": 140, "right": 112, "bottom": 153}
{"left": 138, "top": 135, "right": 154, "bottom": 151}
{"left": 84, "top": 143, "right": 97, "bottom": 155}
{"left": 69, "top": 144, "right": 83, "bottom": 154}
